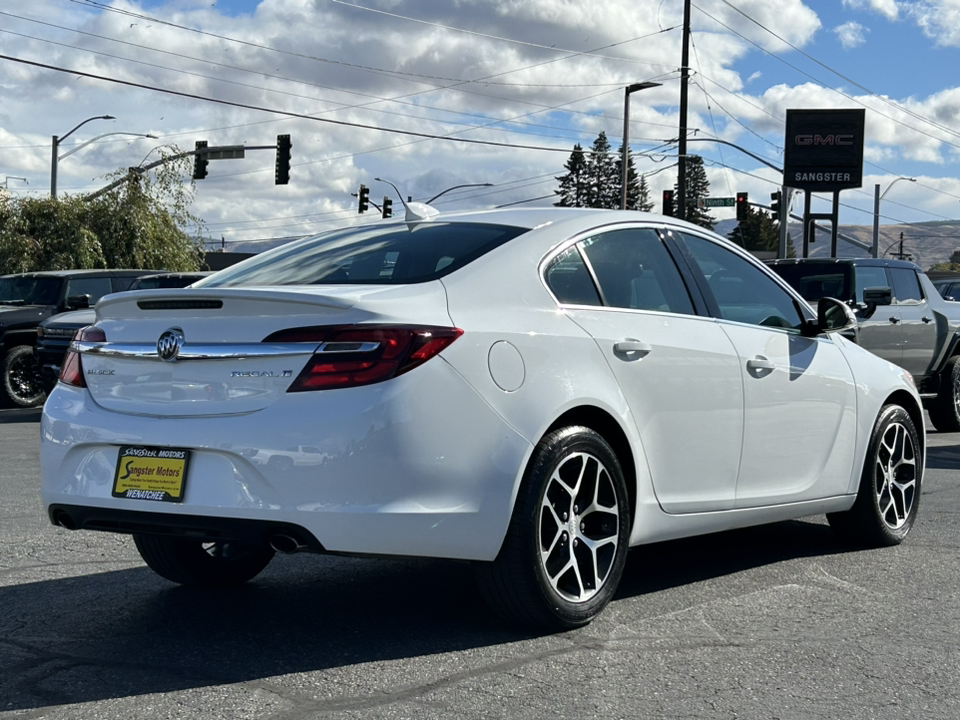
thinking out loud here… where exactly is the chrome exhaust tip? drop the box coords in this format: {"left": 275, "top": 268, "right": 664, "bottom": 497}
{"left": 269, "top": 533, "right": 306, "bottom": 554}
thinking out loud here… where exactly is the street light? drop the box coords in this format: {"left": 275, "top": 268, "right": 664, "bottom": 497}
{"left": 3, "top": 176, "right": 27, "bottom": 189}
{"left": 426, "top": 183, "right": 493, "bottom": 204}
{"left": 871, "top": 176, "right": 916, "bottom": 258}
{"left": 57, "top": 132, "right": 157, "bottom": 162}
{"left": 621, "top": 81, "right": 662, "bottom": 210}
{"left": 51, "top": 115, "right": 114, "bottom": 198}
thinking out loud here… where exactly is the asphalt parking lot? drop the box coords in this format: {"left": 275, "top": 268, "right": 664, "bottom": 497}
{"left": 3, "top": 405, "right": 960, "bottom": 719}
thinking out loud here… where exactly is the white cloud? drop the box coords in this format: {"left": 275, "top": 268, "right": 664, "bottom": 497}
{"left": 834, "top": 21, "right": 869, "bottom": 48}
{"left": 906, "top": 0, "right": 960, "bottom": 46}
{"left": 842, "top": 0, "right": 900, "bottom": 21}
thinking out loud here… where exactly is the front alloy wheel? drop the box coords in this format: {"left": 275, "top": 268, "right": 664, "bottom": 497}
{"left": 2, "top": 345, "right": 46, "bottom": 407}
{"left": 828, "top": 404, "right": 921, "bottom": 546}
{"left": 475, "top": 426, "right": 631, "bottom": 629}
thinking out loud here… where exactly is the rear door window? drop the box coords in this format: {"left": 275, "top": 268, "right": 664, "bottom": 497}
{"left": 578, "top": 228, "right": 695, "bottom": 315}
{"left": 889, "top": 267, "right": 924, "bottom": 303}
{"left": 854, "top": 266, "right": 891, "bottom": 303}
{"left": 65, "top": 277, "right": 113, "bottom": 303}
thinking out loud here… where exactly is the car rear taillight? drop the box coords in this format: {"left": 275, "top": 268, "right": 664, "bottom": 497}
{"left": 265, "top": 325, "right": 463, "bottom": 392}
{"left": 59, "top": 326, "right": 106, "bottom": 388}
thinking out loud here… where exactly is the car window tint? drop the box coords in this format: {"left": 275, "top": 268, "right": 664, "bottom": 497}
{"left": 196, "top": 223, "right": 527, "bottom": 287}
{"left": 545, "top": 246, "right": 602, "bottom": 306}
{"left": 854, "top": 266, "right": 890, "bottom": 303}
{"left": 65, "top": 277, "right": 113, "bottom": 303}
{"left": 112, "top": 277, "right": 141, "bottom": 292}
{"left": 0, "top": 276, "right": 60, "bottom": 305}
{"left": 767, "top": 263, "right": 851, "bottom": 302}
{"left": 889, "top": 267, "right": 923, "bottom": 303}
{"left": 680, "top": 233, "right": 804, "bottom": 331}
{"left": 579, "top": 228, "right": 694, "bottom": 315}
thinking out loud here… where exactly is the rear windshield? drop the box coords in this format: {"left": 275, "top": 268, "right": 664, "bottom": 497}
{"left": 0, "top": 276, "right": 62, "bottom": 306}
{"left": 196, "top": 222, "right": 527, "bottom": 287}
{"left": 132, "top": 275, "right": 204, "bottom": 290}
{"left": 767, "top": 263, "right": 852, "bottom": 302}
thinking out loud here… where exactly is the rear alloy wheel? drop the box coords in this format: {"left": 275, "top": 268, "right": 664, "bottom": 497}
{"left": 133, "top": 535, "right": 275, "bottom": 587}
{"left": 928, "top": 356, "right": 960, "bottom": 432}
{"left": 827, "top": 404, "right": 921, "bottom": 547}
{"left": 2, "top": 345, "right": 46, "bottom": 407}
{"left": 475, "top": 426, "right": 630, "bottom": 629}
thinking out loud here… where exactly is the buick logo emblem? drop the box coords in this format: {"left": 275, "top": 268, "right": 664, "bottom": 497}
{"left": 157, "top": 327, "right": 185, "bottom": 362}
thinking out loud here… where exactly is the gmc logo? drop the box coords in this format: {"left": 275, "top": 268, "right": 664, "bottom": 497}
{"left": 795, "top": 134, "right": 855, "bottom": 146}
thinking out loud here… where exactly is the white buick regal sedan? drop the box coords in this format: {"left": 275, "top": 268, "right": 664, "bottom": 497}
{"left": 41, "top": 207, "right": 924, "bottom": 629}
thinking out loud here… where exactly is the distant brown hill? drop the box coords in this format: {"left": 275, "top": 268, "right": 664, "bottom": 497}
{"left": 715, "top": 218, "right": 960, "bottom": 270}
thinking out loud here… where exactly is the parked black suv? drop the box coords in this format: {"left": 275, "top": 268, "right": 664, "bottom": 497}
{"left": 34, "top": 271, "right": 210, "bottom": 396}
{"left": 0, "top": 270, "right": 151, "bottom": 407}
{"left": 767, "top": 257, "right": 960, "bottom": 431}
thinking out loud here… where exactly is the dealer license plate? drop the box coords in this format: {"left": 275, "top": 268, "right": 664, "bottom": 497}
{"left": 113, "top": 446, "right": 191, "bottom": 502}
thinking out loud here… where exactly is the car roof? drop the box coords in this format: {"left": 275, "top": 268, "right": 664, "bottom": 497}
{"left": 0, "top": 269, "right": 152, "bottom": 279}
{"left": 766, "top": 257, "right": 921, "bottom": 271}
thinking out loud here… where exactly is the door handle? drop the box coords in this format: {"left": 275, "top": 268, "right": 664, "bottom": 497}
{"left": 746, "top": 356, "right": 775, "bottom": 372}
{"left": 614, "top": 339, "right": 652, "bottom": 355}
{"left": 889, "top": 317, "right": 901, "bottom": 324}
{"left": 922, "top": 316, "right": 933, "bottom": 323}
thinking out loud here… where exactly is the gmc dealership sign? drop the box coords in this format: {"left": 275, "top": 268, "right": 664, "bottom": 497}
{"left": 784, "top": 109, "right": 865, "bottom": 191}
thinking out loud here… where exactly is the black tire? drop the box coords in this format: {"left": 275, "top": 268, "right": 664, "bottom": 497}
{"left": 474, "top": 426, "right": 631, "bottom": 629}
{"left": 827, "top": 404, "right": 922, "bottom": 547}
{"left": 2, "top": 345, "right": 46, "bottom": 408}
{"left": 133, "top": 534, "right": 275, "bottom": 587}
{"left": 928, "top": 356, "right": 960, "bottom": 432}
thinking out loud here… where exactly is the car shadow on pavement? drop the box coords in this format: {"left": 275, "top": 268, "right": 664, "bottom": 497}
{"left": 925, "top": 444, "right": 960, "bottom": 470}
{"left": 0, "top": 406, "right": 42, "bottom": 423}
{"left": 1, "top": 519, "right": 855, "bottom": 712}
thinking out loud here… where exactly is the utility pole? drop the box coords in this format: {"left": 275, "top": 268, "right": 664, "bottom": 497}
{"left": 677, "top": 0, "right": 692, "bottom": 221}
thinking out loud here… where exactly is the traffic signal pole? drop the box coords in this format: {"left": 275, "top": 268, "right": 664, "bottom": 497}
{"left": 676, "top": 0, "right": 692, "bottom": 221}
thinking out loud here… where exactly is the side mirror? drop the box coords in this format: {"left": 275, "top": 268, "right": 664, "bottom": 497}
{"left": 859, "top": 286, "right": 892, "bottom": 318}
{"left": 65, "top": 294, "right": 90, "bottom": 310}
{"left": 803, "top": 297, "right": 857, "bottom": 337}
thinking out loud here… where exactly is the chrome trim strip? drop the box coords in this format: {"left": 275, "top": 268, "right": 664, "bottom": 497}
{"left": 73, "top": 341, "right": 320, "bottom": 359}
{"left": 72, "top": 339, "right": 382, "bottom": 360}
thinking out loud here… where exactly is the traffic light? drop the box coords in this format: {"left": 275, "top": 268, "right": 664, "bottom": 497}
{"left": 662, "top": 189, "right": 674, "bottom": 217}
{"left": 275, "top": 134, "right": 291, "bottom": 185}
{"left": 192, "top": 141, "right": 208, "bottom": 180}
{"left": 736, "top": 192, "right": 749, "bottom": 222}
{"left": 357, "top": 184, "right": 370, "bottom": 213}
{"left": 770, "top": 191, "right": 782, "bottom": 224}
{"left": 381, "top": 196, "right": 393, "bottom": 219}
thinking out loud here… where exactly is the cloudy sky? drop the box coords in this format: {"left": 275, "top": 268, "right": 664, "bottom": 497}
{"left": 2, "top": 0, "right": 960, "bottom": 250}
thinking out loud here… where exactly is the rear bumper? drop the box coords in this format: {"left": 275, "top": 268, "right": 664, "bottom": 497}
{"left": 41, "top": 358, "right": 533, "bottom": 561}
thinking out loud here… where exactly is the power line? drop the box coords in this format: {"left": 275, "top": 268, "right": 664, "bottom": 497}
{"left": 692, "top": 2, "right": 960, "bottom": 154}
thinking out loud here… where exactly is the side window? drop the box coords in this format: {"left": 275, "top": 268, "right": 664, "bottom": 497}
{"left": 854, "top": 266, "right": 891, "bottom": 303}
{"left": 680, "top": 233, "right": 804, "bottom": 331}
{"left": 889, "top": 267, "right": 923, "bottom": 303}
{"left": 579, "top": 228, "right": 694, "bottom": 315}
{"left": 65, "top": 277, "right": 113, "bottom": 303}
{"left": 112, "top": 276, "right": 142, "bottom": 292}
{"left": 545, "top": 246, "right": 602, "bottom": 306}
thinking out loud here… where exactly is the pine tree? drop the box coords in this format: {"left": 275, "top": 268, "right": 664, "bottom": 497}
{"left": 727, "top": 205, "right": 796, "bottom": 257}
{"left": 586, "top": 131, "right": 619, "bottom": 209}
{"left": 554, "top": 144, "right": 588, "bottom": 207}
{"left": 638, "top": 173, "right": 654, "bottom": 212}
{"left": 675, "top": 155, "right": 716, "bottom": 230}
{"left": 615, "top": 145, "right": 643, "bottom": 210}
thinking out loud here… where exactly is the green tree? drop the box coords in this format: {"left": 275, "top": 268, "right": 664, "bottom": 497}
{"left": 728, "top": 205, "right": 796, "bottom": 258}
{"left": 637, "top": 173, "right": 654, "bottom": 212}
{"left": 585, "top": 131, "right": 619, "bottom": 209}
{"left": 0, "top": 149, "right": 204, "bottom": 274}
{"left": 674, "top": 155, "right": 716, "bottom": 230}
{"left": 554, "top": 143, "right": 588, "bottom": 207}
{"left": 614, "top": 145, "right": 643, "bottom": 210}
